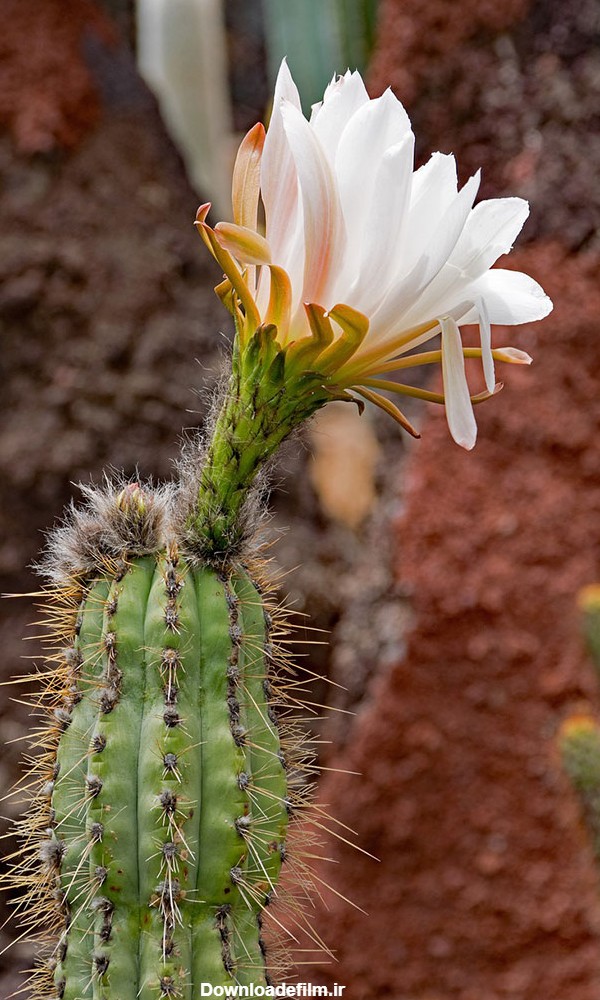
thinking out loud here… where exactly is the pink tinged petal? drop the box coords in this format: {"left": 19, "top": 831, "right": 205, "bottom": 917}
{"left": 280, "top": 100, "right": 345, "bottom": 305}
{"left": 261, "top": 60, "right": 303, "bottom": 264}
{"left": 214, "top": 222, "right": 272, "bottom": 265}
{"left": 347, "top": 134, "right": 415, "bottom": 314}
{"left": 476, "top": 295, "right": 495, "bottom": 394}
{"left": 449, "top": 197, "right": 530, "bottom": 278}
{"left": 196, "top": 202, "right": 211, "bottom": 225}
{"left": 440, "top": 315, "right": 477, "bottom": 450}
{"left": 467, "top": 268, "right": 553, "bottom": 324}
{"left": 310, "top": 70, "right": 370, "bottom": 164}
{"left": 231, "top": 123, "right": 265, "bottom": 229}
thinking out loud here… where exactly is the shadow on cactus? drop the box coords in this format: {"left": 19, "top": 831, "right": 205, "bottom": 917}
{"left": 2, "top": 61, "right": 552, "bottom": 999}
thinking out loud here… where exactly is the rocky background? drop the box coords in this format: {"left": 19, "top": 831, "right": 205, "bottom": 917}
{"left": 1, "top": 1, "right": 599, "bottom": 998}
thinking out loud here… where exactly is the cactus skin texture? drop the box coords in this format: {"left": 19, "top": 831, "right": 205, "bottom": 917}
{"left": 5, "top": 325, "right": 341, "bottom": 997}
{"left": 5, "top": 480, "right": 313, "bottom": 1000}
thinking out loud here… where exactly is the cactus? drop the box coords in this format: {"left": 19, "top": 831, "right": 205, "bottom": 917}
{"left": 4, "top": 327, "right": 328, "bottom": 997}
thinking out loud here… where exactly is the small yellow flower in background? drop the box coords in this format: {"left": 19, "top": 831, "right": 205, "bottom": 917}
{"left": 197, "top": 60, "right": 552, "bottom": 450}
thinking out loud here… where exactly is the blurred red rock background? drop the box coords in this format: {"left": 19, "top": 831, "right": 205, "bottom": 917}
{"left": 1, "top": 1, "right": 599, "bottom": 998}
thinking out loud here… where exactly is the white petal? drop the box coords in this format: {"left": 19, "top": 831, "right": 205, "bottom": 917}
{"left": 402, "top": 153, "right": 459, "bottom": 273}
{"left": 309, "top": 100, "right": 323, "bottom": 122}
{"left": 477, "top": 295, "right": 495, "bottom": 393}
{"left": 371, "top": 172, "right": 480, "bottom": 338}
{"left": 344, "top": 134, "right": 414, "bottom": 314}
{"left": 414, "top": 172, "right": 480, "bottom": 292}
{"left": 310, "top": 72, "right": 336, "bottom": 123}
{"left": 311, "top": 70, "right": 370, "bottom": 164}
{"left": 335, "top": 89, "right": 413, "bottom": 252}
{"left": 281, "top": 100, "right": 345, "bottom": 305}
{"left": 411, "top": 151, "right": 458, "bottom": 201}
{"left": 467, "top": 268, "right": 553, "bottom": 324}
{"left": 440, "top": 315, "right": 477, "bottom": 450}
{"left": 449, "top": 197, "right": 530, "bottom": 278}
{"left": 261, "top": 60, "right": 302, "bottom": 264}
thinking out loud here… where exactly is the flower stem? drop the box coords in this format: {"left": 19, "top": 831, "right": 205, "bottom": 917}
{"left": 186, "top": 329, "right": 327, "bottom": 560}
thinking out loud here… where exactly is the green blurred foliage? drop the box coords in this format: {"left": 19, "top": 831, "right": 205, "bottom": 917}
{"left": 579, "top": 585, "right": 600, "bottom": 675}
{"left": 560, "top": 715, "right": 600, "bottom": 860}
{"left": 262, "top": 0, "right": 379, "bottom": 112}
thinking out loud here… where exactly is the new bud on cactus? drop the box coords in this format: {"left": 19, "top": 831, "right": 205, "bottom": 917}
{"left": 116, "top": 481, "right": 147, "bottom": 515}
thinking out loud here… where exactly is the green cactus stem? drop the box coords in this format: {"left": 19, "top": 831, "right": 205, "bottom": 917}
{"left": 4, "top": 479, "right": 314, "bottom": 999}
{"left": 184, "top": 327, "right": 331, "bottom": 561}
{"left": 4, "top": 308, "right": 352, "bottom": 996}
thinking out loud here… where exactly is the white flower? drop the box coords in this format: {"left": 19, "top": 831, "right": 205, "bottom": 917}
{"left": 197, "top": 61, "right": 552, "bottom": 449}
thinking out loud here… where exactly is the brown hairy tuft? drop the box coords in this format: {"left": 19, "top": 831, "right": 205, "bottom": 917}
{"left": 38, "top": 474, "right": 174, "bottom": 585}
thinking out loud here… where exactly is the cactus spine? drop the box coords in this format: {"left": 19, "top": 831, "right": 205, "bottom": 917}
{"left": 11, "top": 520, "right": 297, "bottom": 997}
{"left": 44, "top": 549, "right": 288, "bottom": 999}
{"left": 5, "top": 325, "right": 333, "bottom": 998}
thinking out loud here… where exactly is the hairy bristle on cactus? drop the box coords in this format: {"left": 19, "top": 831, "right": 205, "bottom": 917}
{"left": 2, "top": 480, "right": 328, "bottom": 998}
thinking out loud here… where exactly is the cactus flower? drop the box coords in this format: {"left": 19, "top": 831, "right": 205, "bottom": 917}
{"left": 197, "top": 61, "right": 552, "bottom": 450}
